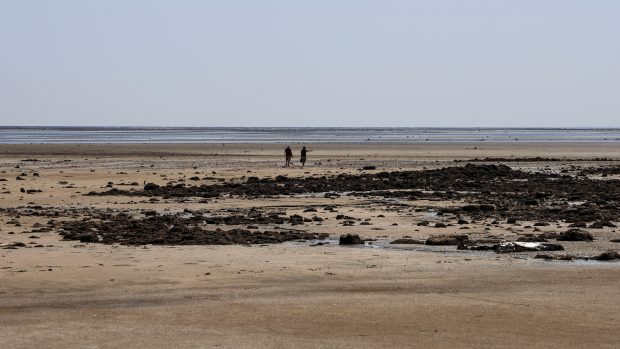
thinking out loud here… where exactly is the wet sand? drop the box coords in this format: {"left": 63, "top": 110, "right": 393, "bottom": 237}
{"left": 1, "top": 142, "right": 620, "bottom": 348}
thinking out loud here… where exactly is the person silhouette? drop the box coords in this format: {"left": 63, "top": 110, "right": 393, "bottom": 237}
{"left": 300, "top": 146, "right": 307, "bottom": 167}
{"left": 285, "top": 146, "right": 293, "bottom": 167}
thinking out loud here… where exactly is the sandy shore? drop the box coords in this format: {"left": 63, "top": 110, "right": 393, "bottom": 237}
{"left": 1, "top": 142, "right": 620, "bottom": 348}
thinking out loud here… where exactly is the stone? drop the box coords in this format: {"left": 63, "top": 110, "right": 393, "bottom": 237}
{"left": 426, "top": 235, "right": 469, "bottom": 246}
{"left": 339, "top": 234, "right": 364, "bottom": 245}
{"left": 557, "top": 228, "right": 593, "bottom": 241}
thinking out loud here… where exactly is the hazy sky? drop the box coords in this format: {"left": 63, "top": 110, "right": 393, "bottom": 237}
{"left": 1, "top": 1, "right": 619, "bottom": 127}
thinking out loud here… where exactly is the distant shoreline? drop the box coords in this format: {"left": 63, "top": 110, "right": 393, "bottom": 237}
{"left": 0, "top": 142, "right": 618, "bottom": 160}
{"left": 0, "top": 127, "right": 619, "bottom": 144}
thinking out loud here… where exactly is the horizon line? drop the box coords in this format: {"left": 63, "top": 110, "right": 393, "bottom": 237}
{"left": 1, "top": 126, "right": 620, "bottom": 130}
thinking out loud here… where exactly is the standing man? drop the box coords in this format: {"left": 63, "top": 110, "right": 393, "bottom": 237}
{"left": 300, "top": 146, "right": 307, "bottom": 168}
{"left": 285, "top": 146, "right": 293, "bottom": 167}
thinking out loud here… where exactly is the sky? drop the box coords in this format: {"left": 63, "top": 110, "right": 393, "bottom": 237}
{"left": 0, "top": 0, "right": 619, "bottom": 127}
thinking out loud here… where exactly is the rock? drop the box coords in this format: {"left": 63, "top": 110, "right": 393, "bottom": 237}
{"left": 494, "top": 242, "right": 564, "bottom": 253}
{"left": 507, "top": 217, "right": 517, "bottom": 224}
{"left": 275, "top": 175, "right": 289, "bottom": 182}
{"left": 76, "top": 165, "right": 620, "bottom": 228}
{"left": 76, "top": 233, "right": 100, "bottom": 243}
{"left": 557, "top": 228, "right": 594, "bottom": 241}
{"left": 517, "top": 235, "right": 548, "bottom": 242}
{"left": 457, "top": 242, "right": 496, "bottom": 251}
{"left": 593, "top": 250, "right": 620, "bottom": 261}
{"left": 539, "top": 231, "right": 560, "bottom": 239}
{"left": 339, "top": 234, "right": 364, "bottom": 245}
{"left": 434, "top": 222, "right": 447, "bottom": 228}
{"left": 417, "top": 221, "right": 430, "bottom": 226}
{"left": 534, "top": 253, "right": 576, "bottom": 261}
{"left": 536, "top": 250, "right": 620, "bottom": 261}
{"left": 390, "top": 238, "right": 425, "bottom": 245}
{"left": 426, "top": 234, "right": 469, "bottom": 246}
{"left": 533, "top": 222, "right": 550, "bottom": 226}
{"left": 2, "top": 242, "right": 26, "bottom": 249}
{"left": 245, "top": 176, "right": 259, "bottom": 184}
{"left": 568, "top": 221, "right": 587, "bottom": 228}
{"left": 461, "top": 205, "right": 478, "bottom": 212}
{"left": 457, "top": 219, "right": 469, "bottom": 225}
{"left": 336, "top": 214, "right": 356, "bottom": 220}
{"left": 362, "top": 166, "right": 376, "bottom": 170}
{"left": 461, "top": 204, "right": 495, "bottom": 212}
{"left": 289, "top": 214, "right": 305, "bottom": 225}
{"left": 589, "top": 220, "right": 617, "bottom": 229}
{"left": 59, "top": 214, "right": 328, "bottom": 245}
{"left": 144, "top": 183, "right": 160, "bottom": 191}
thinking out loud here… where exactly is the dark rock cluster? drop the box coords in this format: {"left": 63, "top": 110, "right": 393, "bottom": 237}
{"left": 87, "top": 164, "right": 620, "bottom": 223}
{"left": 57, "top": 213, "right": 328, "bottom": 245}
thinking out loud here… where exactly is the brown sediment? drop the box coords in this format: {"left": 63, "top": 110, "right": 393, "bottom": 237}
{"left": 2, "top": 142, "right": 620, "bottom": 349}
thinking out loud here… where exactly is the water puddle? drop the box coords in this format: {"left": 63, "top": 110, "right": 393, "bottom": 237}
{"left": 423, "top": 210, "right": 439, "bottom": 217}
{"left": 285, "top": 238, "right": 479, "bottom": 256}
{"left": 285, "top": 239, "right": 620, "bottom": 263}
{"left": 570, "top": 259, "right": 620, "bottom": 266}
{"left": 533, "top": 258, "right": 620, "bottom": 266}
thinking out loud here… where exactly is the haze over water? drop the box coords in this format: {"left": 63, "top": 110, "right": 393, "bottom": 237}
{"left": 0, "top": 127, "right": 618, "bottom": 144}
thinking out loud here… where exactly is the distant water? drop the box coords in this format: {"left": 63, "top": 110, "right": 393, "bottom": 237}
{"left": 0, "top": 127, "right": 619, "bottom": 144}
